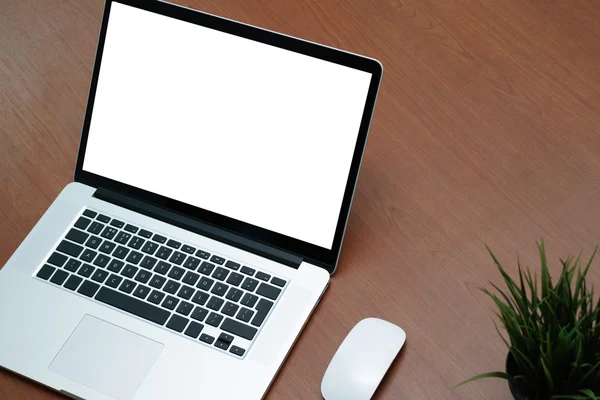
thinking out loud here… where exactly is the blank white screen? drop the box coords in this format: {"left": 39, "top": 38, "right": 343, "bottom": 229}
{"left": 83, "top": 2, "right": 372, "bottom": 249}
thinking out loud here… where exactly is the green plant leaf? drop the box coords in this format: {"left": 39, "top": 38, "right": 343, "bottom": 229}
{"left": 453, "top": 371, "right": 515, "bottom": 388}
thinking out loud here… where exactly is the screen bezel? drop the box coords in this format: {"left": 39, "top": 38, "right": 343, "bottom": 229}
{"left": 75, "top": 0, "right": 383, "bottom": 273}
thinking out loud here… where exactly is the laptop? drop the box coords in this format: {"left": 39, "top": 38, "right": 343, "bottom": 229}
{"left": 0, "top": 1, "right": 382, "bottom": 399}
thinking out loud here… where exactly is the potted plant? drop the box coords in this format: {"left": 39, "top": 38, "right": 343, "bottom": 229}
{"left": 456, "top": 241, "right": 600, "bottom": 399}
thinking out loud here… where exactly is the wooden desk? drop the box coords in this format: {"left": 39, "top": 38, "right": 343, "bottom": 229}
{"left": 2, "top": 0, "right": 600, "bottom": 398}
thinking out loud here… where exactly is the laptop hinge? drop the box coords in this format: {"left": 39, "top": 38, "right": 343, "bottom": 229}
{"left": 93, "top": 188, "right": 302, "bottom": 269}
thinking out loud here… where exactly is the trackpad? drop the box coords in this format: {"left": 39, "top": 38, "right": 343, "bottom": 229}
{"left": 49, "top": 315, "right": 163, "bottom": 400}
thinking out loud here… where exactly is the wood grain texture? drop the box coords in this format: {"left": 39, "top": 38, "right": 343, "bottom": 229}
{"left": 2, "top": 0, "right": 600, "bottom": 398}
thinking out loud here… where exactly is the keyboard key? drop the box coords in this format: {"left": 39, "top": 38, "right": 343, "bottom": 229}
{"left": 93, "top": 254, "right": 110, "bottom": 268}
{"left": 107, "top": 259, "right": 125, "bottom": 273}
{"left": 222, "top": 302, "right": 239, "bottom": 316}
{"left": 140, "top": 255, "right": 157, "bottom": 270}
{"left": 200, "top": 334, "right": 214, "bottom": 344}
{"left": 80, "top": 249, "right": 97, "bottom": 263}
{"left": 156, "top": 246, "right": 172, "bottom": 260}
{"left": 106, "top": 274, "right": 123, "bottom": 288}
{"left": 134, "top": 269, "right": 151, "bottom": 283}
{"left": 212, "top": 267, "right": 229, "bottom": 281}
{"left": 99, "top": 241, "right": 116, "bottom": 254}
{"left": 119, "top": 279, "right": 136, "bottom": 294}
{"left": 195, "top": 250, "right": 210, "bottom": 259}
{"left": 48, "top": 252, "right": 68, "bottom": 267}
{"left": 181, "top": 245, "right": 195, "bottom": 254}
{"left": 148, "top": 290, "right": 165, "bottom": 304}
{"left": 168, "top": 266, "right": 185, "bottom": 280}
{"left": 206, "top": 312, "right": 223, "bottom": 327}
{"left": 77, "top": 280, "right": 100, "bottom": 297}
{"left": 96, "top": 214, "right": 111, "bottom": 223}
{"left": 182, "top": 271, "right": 200, "bottom": 286}
{"left": 149, "top": 275, "right": 166, "bottom": 289}
{"left": 87, "top": 221, "right": 104, "bottom": 235}
{"left": 211, "top": 282, "right": 229, "bottom": 297}
{"left": 110, "top": 219, "right": 124, "bottom": 228}
{"left": 236, "top": 307, "right": 254, "bottom": 323}
{"left": 225, "top": 260, "right": 240, "bottom": 270}
{"left": 251, "top": 298, "right": 274, "bottom": 327}
{"left": 91, "top": 269, "right": 109, "bottom": 283}
{"left": 164, "top": 280, "right": 180, "bottom": 294}
{"left": 114, "top": 231, "right": 132, "bottom": 245}
{"left": 210, "top": 255, "right": 225, "bottom": 265}
{"left": 74, "top": 216, "right": 92, "bottom": 230}
{"left": 133, "top": 285, "right": 151, "bottom": 299}
{"left": 219, "top": 332, "right": 234, "bottom": 344}
{"left": 122, "top": 264, "right": 138, "bottom": 278}
{"left": 230, "top": 346, "right": 245, "bottom": 357}
{"left": 128, "top": 236, "right": 145, "bottom": 250}
{"left": 177, "top": 285, "right": 195, "bottom": 300}
{"left": 198, "top": 262, "right": 215, "bottom": 276}
{"left": 226, "top": 272, "right": 244, "bottom": 286}
{"left": 83, "top": 209, "right": 97, "bottom": 218}
{"left": 126, "top": 251, "right": 143, "bottom": 265}
{"left": 96, "top": 287, "right": 170, "bottom": 325}
{"left": 183, "top": 256, "right": 200, "bottom": 270}
{"left": 241, "top": 266, "right": 255, "bottom": 276}
{"left": 241, "top": 293, "right": 258, "bottom": 308}
{"left": 226, "top": 288, "right": 243, "bottom": 302}
{"left": 191, "top": 306, "right": 208, "bottom": 321}
{"left": 191, "top": 291, "right": 209, "bottom": 306}
{"left": 197, "top": 277, "right": 214, "bottom": 291}
{"left": 78, "top": 264, "right": 95, "bottom": 278}
{"left": 64, "top": 275, "right": 83, "bottom": 290}
{"left": 221, "top": 318, "right": 257, "bottom": 341}
{"left": 112, "top": 245, "right": 129, "bottom": 260}
{"left": 141, "top": 241, "right": 158, "bottom": 255}
{"left": 162, "top": 295, "right": 179, "bottom": 310}
{"left": 100, "top": 226, "right": 118, "bottom": 240}
{"left": 66, "top": 228, "right": 89, "bottom": 244}
{"left": 84, "top": 236, "right": 102, "bottom": 249}
{"left": 256, "top": 272, "right": 271, "bottom": 281}
{"left": 169, "top": 251, "right": 186, "bottom": 265}
{"left": 207, "top": 296, "right": 224, "bottom": 311}
{"left": 256, "top": 282, "right": 282, "bottom": 300}
{"left": 152, "top": 234, "right": 167, "bottom": 244}
{"left": 57, "top": 240, "right": 83, "bottom": 258}
{"left": 167, "top": 239, "right": 181, "bottom": 249}
{"left": 154, "top": 261, "right": 171, "bottom": 275}
{"left": 64, "top": 258, "right": 82, "bottom": 272}
{"left": 50, "top": 269, "right": 69, "bottom": 285}
{"left": 215, "top": 339, "right": 230, "bottom": 351}
{"left": 241, "top": 277, "right": 259, "bottom": 292}
{"left": 175, "top": 301, "right": 193, "bottom": 316}
{"left": 139, "top": 229, "right": 152, "bottom": 238}
{"left": 184, "top": 321, "right": 203, "bottom": 338}
{"left": 124, "top": 224, "right": 139, "bottom": 234}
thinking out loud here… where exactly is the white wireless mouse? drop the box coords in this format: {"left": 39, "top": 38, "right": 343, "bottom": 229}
{"left": 321, "top": 318, "right": 406, "bottom": 400}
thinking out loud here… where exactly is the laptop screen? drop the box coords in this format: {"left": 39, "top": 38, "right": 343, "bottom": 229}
{"left": 82, "top": 2, "right": 372, "bottom": 250}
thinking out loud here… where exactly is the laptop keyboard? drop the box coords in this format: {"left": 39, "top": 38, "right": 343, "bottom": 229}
{"left": 35, "top": 208, "right": 288, "bottom": 359}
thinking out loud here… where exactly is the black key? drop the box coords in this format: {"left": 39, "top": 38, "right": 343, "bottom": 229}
{"left": 241, "top": 293, "right": 258, "bottom": 308}
{"left": 169, "top": 251, "right": 186, "bottom": 266}
{"left": 167, "top": 239, "right": 181, "bottom": 249}
{"left": 87, "top": 221, "right": 104, "bottom": 235}
{"left": 207, "top": 297, "right": 224, "bottom": 311}
{"left": 184, "top": 321, "right": 203, "bottom": 338}
{"left": 226, "top": 288, "right": 243, "bottom": 302}
{"left": 256, "top": 272, "right": 271, "bottom": 281}
{"left": 164, "top": 280, "right": 180, "bottom": 294}
{"left": 236, "top": 307, "right": 254, "bottom": 323}
{"left": 48, "top": 252, "right": 68, "bottom": 268}
{"left": 191, "top": 291, "right": 209, "bottom": 306}
{"left": 93, "top": 254, "right": 110, "bottom": 268}
{"left": 57, "top": 240, "right": 83, "bottom": 258}
{"left": 152, "top": 234, "right": 167, "bottom": 244}
{"left": 251, "top": 298, "right": 274, "bottom": 327}
{"left": 206, "top": 312, "right": 223, "bottom": 327}
{"left": 66, "top": 228, "right": 89, "bottom": 244}
{"left": 222, "top": 302, "right": 239, "bottom": 317}
{"left": 154, "top": 261, "right": 171, "bottom": 275}
{"left": 168, "top": 266, "right": 184, "bottom": 280}
{"left": 74, "top": 216, "right": 92, "bottom": 230}
{"left": 106, "top": 274, "right": 123, "bottom": 288}
{"left": 225, "top": 260, "right": 240, "bottom": 270}
{"left": 77, "top": 264, "right": 95, "bottom": 278}
{"left": 219, "top": 333, "right": 234, "bottom": 345}
{"left": 110, "top": 219, "right": 124, "bottom": 228}
{"left": 141, "top": 241, "right": 158, "bottom": 255}
{"left": 64, "top": 258, "right": 82, "bottom": 272}
{"left": 124, "top": 224, "right": 139, "bottom": 234}
{"left": 96, "top": 287, "right": 170, "bottom": 325}
{"left": 200, "top": 334, "right": 214, "bottom": 344}
{"left": 140, "top": 256, "right": 157, "bottom": 270}
{"left": 197, "top": 277, "right": 214, "bottom": 291}
{"left": 128, "top": 236, "right": 145, "bottom": 250}
{"left": 222, "top": 318, "right": 257, "bottom": 341}
{"left": 162, "top": 295, "right": 179, "bottom": 310}
{"left": 133, "top": 285, "right": 151, "bottom": 299}
{"left": 100, "top": 226, "right": 118, "bottom": 240}
{"left": 148, "top": 290, "right": 165, "bottom": 304}
{"left": 215, "top": 339, "right": 230, "bottom": 351}
{"left": 211, "top": 282, "right": 229, "bottom": 297}
{"left": 196, "top": 250, "right": 210, "bottom": 259}
{"left": 80, "top": 249, "right": 97, "bottom": 263}
{"left": 182, "top": 271, "right": 200, "bottom": 286}
{"left": 84, "top": 236, "right": 102, "bottom": 249}
{"left": 241, "top": 277, "right": 259, "bottom": 292}
{"left": 210, "top": 255, "right": 225, "bottom": 265}
{"left": 126, "top": 251, "right": 143, "bottom": 265}
{"left": 257, "top": 282, "right": 282, "bottom": 300}
{"left": 114, "top": 231, "right": 132, "bottom": 245}
{"left": 212, "top": 267, "right": 229, "bottom": 281}
{"left": 226, "top": 272, "right": 244, "bottom": 287}
{"left": 230, "top": 346, "right": 245, "bottom": 357}
{"left": 91, "top": 269, "right": 109, "bottom": 283}
{"left": 149, "top": 275, "right": 166, "bottom": 289}
{"left": 175, "top": 301, "right": 193, "bottom": 316}
{"left": 156, "top": 246, "right": 172, "bottom": 260}
{"left": 181, "top": 245, "right": 195, "bottom": 254}
{"left": 183, "top": 256, "right": 201, "bottom": 270}
{"left": 139, "top": 229, "right": 152, "bottom": 238}
{"left": 112, "top": 245, "right": 129, "bottom": 260}
{"left": 50, "top": 269, "right": 69, "bottom": 285}
{"left": 198, "top": 262, "right": 215, "bottom": 276}
{"left": 241, "top": 266, "right": 255, "bottom": 276}
{"left": 177, "top": 285, "right": 194, "bottom": 300}
{"left": 107, "top": 259, "right": 125, "bottom": 273}
{"left": 96, "top": 214, "right": 111, "bottom": 223}
{"left": 135, "top": 269, "right": 151, "bottom": 283}
{"left": 191, "top": 306, "right": 208, "bottom": 321}
{"left": 122, "top": 264, "right": 138, "bottom": 278}
{"left": 99, "top": 241, "right": 116, "bottom": 254}
{"left": 119, "top": 279, "right": 136, "bottom": 294}
{"left": 77, "top": 280, "right": 100, "bottom": 297}
{"left": 83, "top": 209, "right": 97, "bottom": 218}
{"left": 64, "top": 275, "right": 83, "bottom": 290}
